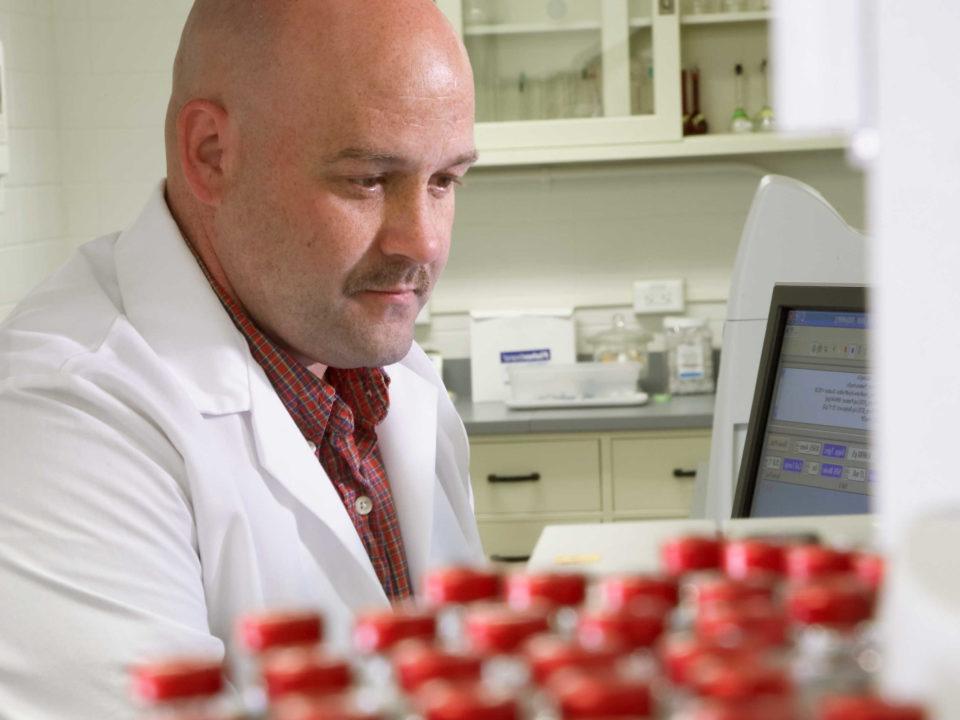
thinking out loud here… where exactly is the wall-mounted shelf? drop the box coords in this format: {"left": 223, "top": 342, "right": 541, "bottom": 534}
{"left": 680, "top": 11, "right": 770, "bottom": 25}
{"left": 464, "top": 21, "right": 602, "bottom": 36}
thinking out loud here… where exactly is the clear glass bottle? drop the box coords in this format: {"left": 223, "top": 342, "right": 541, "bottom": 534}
{"left": 464, "top": 604, "right": 551, "bottom": 692}
{"left": 588, "top": 314, "right": 652, "bottom": 387}
{"left": 423, "top": 566, "right": 502, "bottom": 651}
{"left": 576, "top": 603, "right": 667, "bottom": 680}
{"left": 131, "top": 658, "right": 244, "bottom": 720}
{"left": 729, "top": 64, "right": 754, "bottom": 134}
{"left": 663, "top": 318, "right": 715, "bottom": 395}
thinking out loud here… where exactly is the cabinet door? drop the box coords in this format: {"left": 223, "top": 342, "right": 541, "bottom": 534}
{"left": 435, "top": 0, "right": 681, "bottom": 161}
{"left": 470, "top": 438, "right": 602, "bottom": 514}
{"left": 612, "top": 431, "right": 710, "bottom": 516}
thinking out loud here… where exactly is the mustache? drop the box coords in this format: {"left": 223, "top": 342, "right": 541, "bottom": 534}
{"left": 343, "top": 261, "right": 432, "bottom": 296}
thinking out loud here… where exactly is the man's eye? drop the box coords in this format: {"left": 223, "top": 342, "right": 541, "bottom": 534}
{"left": 433, "top": 175, "right": 463, "bottom": 191}
{"left": 352, "top": 176, "right": 384, "bottom": 190}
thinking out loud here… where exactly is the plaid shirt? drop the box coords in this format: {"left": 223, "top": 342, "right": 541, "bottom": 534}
{"left": 191, "top": 255, "right": 413, "bottom": 601}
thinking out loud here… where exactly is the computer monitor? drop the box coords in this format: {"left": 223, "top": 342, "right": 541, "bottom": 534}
{"left": 732, "top": 284, "right": 870, "bottom": 518}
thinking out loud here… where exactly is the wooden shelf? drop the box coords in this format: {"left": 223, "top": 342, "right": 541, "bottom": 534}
{"left": 474, "top": 132, "right": 848, "bottom": 167}
{"left": 464, "top": 20, "right": 601, "bottom": 37}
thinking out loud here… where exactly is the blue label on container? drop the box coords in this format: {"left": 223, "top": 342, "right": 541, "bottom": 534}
{"left": 822, "top": 444, "right": 847, "bottom": 459}
{"left": 783, "top": 458, "right": 805, "bottom": 473}
{"left": 820, "top": 463, "right": 844, "bottom": 479}
{"left": 500, "top": 349, "right": 551, "bottom": 364}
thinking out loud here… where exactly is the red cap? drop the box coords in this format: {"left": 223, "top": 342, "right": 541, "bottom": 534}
{"left": 505, "top": 572, "right": 587, "bottom": 609}
{"left": 686, "top": 697, "right": 799, "bottom": 720}
{"left": 262, "top": 648, "right": 352, "bottom": 700}
{"left": 577, "top": 603, "right": 667, "bottom": 650}
{"left": 353, "top": 608, "right": 437, "bottom": 653}
{"left": 691, "top": 660, "right": 793, "bottom": 702}
{"left": 600, "top": 574, "right": 679, "bottom": 610}
{"left": 787, "top": 577, "right": 875, "bottom": 629}
{"left": 692, "top": 575, "right": 777, "bottom": 611}
{"left": 723, "top": 540, "right": 786, "bottom": 579}
{"left": 393, "top": 643, "right": 483, "bottom": 693}
{"left": 662, "top": 536, "right": 723, "bottom": 576}
{"left": 424, "top": 567, "right": 501, "bottom": 605}
{"left": 417, "top": 682, "right": 518, "bottom": 720}
{"left": 660, "top": 635, "right": 764, "bottom": 687}
{"left": 131, "top": 658, "right": 224, "bottom": 703}
{"left": 696, "top": 599, "right": 789, "bottom": 648}
{"left": 465, "top": 606, "right": 550, "bottom": 655}
{"left": 784, "top": 545, "right": 852, "bottom": 581}
{"left": 240, "top": 610, "right": 323, "bottom": 653}
{"left": 852, "top": 553, "right": 885, "bottom": 591}
{"left": 271, "top": 696, "right": 384, "bottom": 720}
{"left": 551, "top": 670, "right": 652, "bottom": 718}
{"left": 523, "top": 635, "right": 623, "bottom": 686}
{"left": 818, "top": 696, "right": 927, "bottom": 720}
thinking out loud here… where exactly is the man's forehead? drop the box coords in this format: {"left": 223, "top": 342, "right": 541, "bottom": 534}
{"left": 320, "top": 146, "right": 479, "bottom": 170}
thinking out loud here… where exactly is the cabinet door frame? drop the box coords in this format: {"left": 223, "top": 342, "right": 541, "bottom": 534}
{"left": 436, "top": 0, "right": 681, "bottom": 155}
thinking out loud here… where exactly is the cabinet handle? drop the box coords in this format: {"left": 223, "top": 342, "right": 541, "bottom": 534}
{"left": 487, "top": 472, "right": 541, "bottom": 484}
{"left": 672, "top": 468, "right": 697, "bottom": 478}
{"left": 490, "top": 554, "right": 531, "bottom": 563}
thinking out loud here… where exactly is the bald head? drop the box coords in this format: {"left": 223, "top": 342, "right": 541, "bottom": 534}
{"left": 163, "top": 0, "right": 476, "bottom": 370}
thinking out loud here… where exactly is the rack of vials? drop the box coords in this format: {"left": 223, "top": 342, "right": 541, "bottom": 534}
{"left": 130, "top": 533, "right": 927, "bottom": 720}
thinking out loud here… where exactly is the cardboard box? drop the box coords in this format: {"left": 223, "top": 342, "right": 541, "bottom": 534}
{"left": 469, "top": 311, "right": 576, "bottom": 402}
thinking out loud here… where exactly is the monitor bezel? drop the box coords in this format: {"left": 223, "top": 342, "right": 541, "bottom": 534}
{"left": 731, "top": 283, "right": 869, "bottom": 518}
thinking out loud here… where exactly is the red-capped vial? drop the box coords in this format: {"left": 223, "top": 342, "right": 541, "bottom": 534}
{"left": 678, "top": 696, "right": 799, "bottom": 720}
{"left": 787, "top": 578, "right": 877, "bottom": 708}
{"left": 522, "top": 635, "right": 622, "bottom": 687}
{"left": 851, "top": 552, "right": 885, "bottom": 592}
{"left": 392, "top": 642, "right": 484, "bottom": 694}
{"left": 549, "top": 669, "right": 653, "bottom": 719}
{"left": 696, "top": 598, "right": 789, "bottom": 648}
{"left": 353, "top": 607, "right": 437, "bottom": 654}
{"left": 723, "top": 539, "right": 786, "bottom": 580}
{"left": 784, "top": 545, "right": 852, "bottom": 581}
{"left": 464, "top": 605, "right": 550, "bottom": 691}
{"left": 660, "top": 634, "right": 766, "bottom": 688}
{"left": 270, "top": 695, "right": 385, "bottom": 720}
{"left": 504, "top": 571, "right": 585, "bottom": 639}
{"left": 261, "top": 647, "right": 352, "bottom": 702}
{"left": 577, "top": 603, "right": 667, "bottom": 652}
{"left": 424, "top": 567, "right": 502, "bottom": 650}
{"left": 662, "top": 536, "right": 724, "bottom": 577}
{"left": 415, "top": 681, "right": 519, "bottom": 720}
{"left": 240, "top": 610, "right": 323, "bottom": 655}
{"left": 131, "top": 658, "right": 241, "bottom": 719}
{"left": 690, "top": 660, "right": 793, "bottom": 704}
{"left": 692, "top": 575, "right": 777, "bottom": 612}
{"left": 818, "top": 695, "right": 927, "bottom": 720}
{"left": 600, "top": 574, "right": 680, "bottom": 611}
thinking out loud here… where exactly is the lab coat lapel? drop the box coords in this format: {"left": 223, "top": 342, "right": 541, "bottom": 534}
{"left": 247, "top": 365, "right": 386, "bottom": 604}
{"left": 377, "top": 363, "right": 438, "bottom": 589}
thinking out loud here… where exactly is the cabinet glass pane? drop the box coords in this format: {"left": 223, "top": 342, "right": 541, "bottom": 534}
{"left": 628, "top": 0, "right": 655, "bottom": 116}
{"left": 462, "top": 0, "right": 604, "bottom": 122}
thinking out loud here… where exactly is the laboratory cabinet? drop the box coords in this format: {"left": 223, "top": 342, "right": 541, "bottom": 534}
{"left": 434, "top": 0, "right": 844, "bottom": 165}
{"left": 470, "top": 428, "right": 711, "bottom": 560}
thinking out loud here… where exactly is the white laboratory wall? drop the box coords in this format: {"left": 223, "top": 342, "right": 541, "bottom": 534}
{"left": 0, "top": 0, "right": 68, "bottom": 319}
{"left": 0, "top": 1, "right": 864, "bottom": 351}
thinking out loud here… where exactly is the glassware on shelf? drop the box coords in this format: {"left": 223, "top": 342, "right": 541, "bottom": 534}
{"left": 463, "top": 0, "right": 494, "bottom": 25}
{"left": 689, "top": 66, "right": 708, "bottom": 134}
{"left": 546, "top": 0, "right": 569, "bottom": 21}
{"left": 730, "top": 63, "right": 754, "bottom": 133}
{"left": 686, "top": 0, "right": 715, "bottom": 14}
{"left": 681, "top": 69, "right": 692, "bottom": 134}
{"left": 721, "top": 0, "right": 747, "bottom": 12}
{"left": 753, "top": 58, "right": 775, "bottom": 132}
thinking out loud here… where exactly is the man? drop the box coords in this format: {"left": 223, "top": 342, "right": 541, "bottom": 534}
{"left": 0, "top": 0, "right": 482, "bottom": 716}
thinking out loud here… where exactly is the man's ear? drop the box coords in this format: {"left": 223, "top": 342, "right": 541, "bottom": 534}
{"left": 176, "top": 99, "right": 233, "bottom": 206}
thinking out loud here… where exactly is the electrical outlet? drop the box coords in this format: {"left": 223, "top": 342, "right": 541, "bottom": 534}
{"left": 633, "top": 279, "right": 685, "bottom": 314}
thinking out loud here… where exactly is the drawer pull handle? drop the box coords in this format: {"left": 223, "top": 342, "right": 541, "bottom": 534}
{"left": 487, "top": 472, "right": 541, "bottom": 484}
{"left": 490, "top": 554, "right": 531, "bottom": 563}
{"left": 672, "top": 468, "right": 697, "bottom": 478}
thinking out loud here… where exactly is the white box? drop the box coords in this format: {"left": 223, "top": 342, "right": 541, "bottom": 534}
{"left": 469, "top": 311, "right": 576, "bottom": 403}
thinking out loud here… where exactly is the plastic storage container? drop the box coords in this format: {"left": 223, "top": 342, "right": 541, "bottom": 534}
{"left": 505, "top": 362, "right": 643, "bottom": 409}
{"left": 587, "top": 314, "right": 652, "bottom": 384}
{"left": 664, "top": 318, "right": 715, "bottom": 395}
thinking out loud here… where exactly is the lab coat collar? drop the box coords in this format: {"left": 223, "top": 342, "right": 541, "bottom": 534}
{"left": 114, "top": 183, "right": 252, "bottom": 416}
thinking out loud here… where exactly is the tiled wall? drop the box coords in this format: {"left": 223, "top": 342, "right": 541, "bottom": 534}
{"left": 0, "top": 0, "right": 68, "bottom": 318}
{"left": 0, "top": 1, "right": 866, "bottom": 360}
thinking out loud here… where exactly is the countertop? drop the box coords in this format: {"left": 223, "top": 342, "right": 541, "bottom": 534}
{"left": 455, "top": 394, "right": 715, "bottom": 436}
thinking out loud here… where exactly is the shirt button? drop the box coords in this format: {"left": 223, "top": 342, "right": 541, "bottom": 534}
{"left": 355, "top": 495, "right": 374, "bottom": 516}
{"left": 307, "top": 441, "right": 317, "bottom": 453}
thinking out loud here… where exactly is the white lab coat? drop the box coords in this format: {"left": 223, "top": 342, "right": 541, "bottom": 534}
{"left": 0, "top": 185, "right": 485, "bottom": 719}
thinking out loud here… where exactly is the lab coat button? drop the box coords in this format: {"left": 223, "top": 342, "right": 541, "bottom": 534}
{"left": 355, "top": 496, "right": 373, "bottom": 516}
{"left": 307, "top": 441, "right": 317, "bottom": 453}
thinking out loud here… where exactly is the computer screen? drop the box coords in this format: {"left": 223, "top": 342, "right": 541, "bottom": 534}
{"left": 732, "top": 284, "right": 870, "bottom": 518}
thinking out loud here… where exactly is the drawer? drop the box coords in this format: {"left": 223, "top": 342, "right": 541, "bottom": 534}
{"left": 478, "top": 518, "right": 588, "bottom": 563}
{"left": 470, "top": 439, "right": 601, "bottom": 514}
{"left": 612, "top": 432, "right": 711, "bottom": 515}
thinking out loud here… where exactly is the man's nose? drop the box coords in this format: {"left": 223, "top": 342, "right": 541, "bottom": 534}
{"left": 379, "top": 187, "right": 447, "bottom": 265}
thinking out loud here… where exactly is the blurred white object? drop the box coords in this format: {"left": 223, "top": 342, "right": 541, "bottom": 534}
{"left": 0, "top": 41, "right": 9, "bottom": 212}
{"left": 505, "top": 361, "right": 645, "bottom": 409}
{"left": 704, "top": 176, "right": 866, "bottom": 521}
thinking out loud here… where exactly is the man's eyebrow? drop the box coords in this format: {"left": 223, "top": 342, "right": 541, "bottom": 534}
{"left": 321, "top": 148, "right": 479, "bottom": 169}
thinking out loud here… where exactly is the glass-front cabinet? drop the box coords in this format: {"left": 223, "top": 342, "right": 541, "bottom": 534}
{"left": 435, "top": 0, "right": 844, "bottom": 165}
{"left": 436, "top": 0, "right": 681, "bottom": 164}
